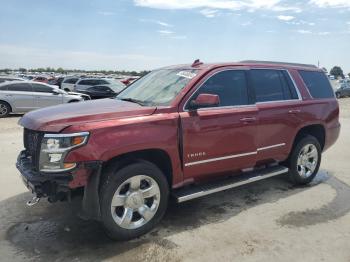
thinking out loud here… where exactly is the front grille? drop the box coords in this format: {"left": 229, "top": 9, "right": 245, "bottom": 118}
{"left": 23, "top": 129, "right": 44, "bottom": 171}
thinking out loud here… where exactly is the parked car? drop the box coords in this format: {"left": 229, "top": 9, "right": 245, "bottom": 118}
{"left": 0, "top": 81, "right": 89, "bottom": 117}
{"left": 16, "top": 60, "right": 340, "bottom": 240}
{"left": 61, "top": 76, "right": 80, "bottom": 91}
{"left": 48, "top": 76, "right": 65, "bottom": 88}
{"left": 74, "top": 78, "right": 125, "bottom": 92}
{"left": 121, "top": 77, "right": 139, "bottom": 85}
{"left": 78, "top": 84, "right": 125, "bottom": 99}
{"left": 335, "top": 83, "right": 350, "bottom": 98}
{"left": 0, "top": 76, "right": 24, "bottom": 83}
{"left": 33, "top": 76, "right": 49, "bottom": 83}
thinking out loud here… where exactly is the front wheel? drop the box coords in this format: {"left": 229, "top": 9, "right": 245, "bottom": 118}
{"left": 0, "top": 101, "right": 10, "bottom": 118}
{"left": 287, "top": 135, "right": 321, "bottom": 185}
{"left": 100, "top": 160, "right": 169, "bottom": 240}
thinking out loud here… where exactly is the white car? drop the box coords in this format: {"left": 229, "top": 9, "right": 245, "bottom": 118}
{"left": 61, "top": 76, "right": 80, "bottom": 92}
{"left": 74, "top": 78, "right": 125, "bottom": 92}
{"left": 0, "top": 81, "right": 90, "bottom": 117}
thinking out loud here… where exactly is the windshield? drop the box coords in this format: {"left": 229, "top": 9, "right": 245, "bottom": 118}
{"left": 117, "top": 69, "right": 198, "bottom": 106}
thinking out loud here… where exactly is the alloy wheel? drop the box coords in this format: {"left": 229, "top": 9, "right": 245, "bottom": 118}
{"left": 110, "top": 175, "right": 161, "bottom": 229}
{"left": 297, "top": 144, "right": 318, "bottom": 179}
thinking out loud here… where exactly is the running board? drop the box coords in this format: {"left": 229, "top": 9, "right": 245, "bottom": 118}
{"left": 173, "top": 165, "right": 289, "bottom": 203}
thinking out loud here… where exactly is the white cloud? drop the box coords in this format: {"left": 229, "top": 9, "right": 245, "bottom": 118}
{"left": 139, "top": 19, "right": 173, "bottom": 27}
{"left": 97, "top": 11, "right": 115, "bottom": 16}
{"left": 134, "top": 0, "right": 301, "bottom": 12}
{"left": 296, "top": 29, "right": 312, "bottom": 34}
{"left": 310, "top": 0, "right": 350, "bottom": 8}
{"left": 318, "top": 31, "right": 330, "bottom": 35}
{"left": 158, "top": 30, "right": 174, "bottom": 34}
{"left": 200, "top": 9, "right": 219, "bottom": 18}
{"left": 277, "top": 15, "right": 295, "bottom": 21}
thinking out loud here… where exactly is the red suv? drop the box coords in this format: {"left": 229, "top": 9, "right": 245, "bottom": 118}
{"left": 16, "top": 60, "right": 340, "bottom": 240}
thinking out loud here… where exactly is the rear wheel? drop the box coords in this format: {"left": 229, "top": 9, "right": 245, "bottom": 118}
{"left": 100, "top": 160, "right": 169, "bottom": 240}
{"left": 0, "top": 102, "right": 10, "bottom": 118}
{"left": 287, "top": 135, "right": 321, "bottom": 185}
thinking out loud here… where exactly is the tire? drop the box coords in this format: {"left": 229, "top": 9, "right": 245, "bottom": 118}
{"left": 0, "top": 101, "right": 11, "bottom": 118}
{"left": 336, "top": 93, "right": 341, "bottom": 99}
{"left": 100, "top": 160, "right": 169, "bottom": 241}
{"left": 287, "top": 135, "right": 321, "bottom": 185}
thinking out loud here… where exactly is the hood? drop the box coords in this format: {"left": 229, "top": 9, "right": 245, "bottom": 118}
{"left": 19, "top": 98, "right": 157, "bottom": 132}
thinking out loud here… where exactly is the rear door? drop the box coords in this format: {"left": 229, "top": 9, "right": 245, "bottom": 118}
{"left": 180, "top": 68, "right": 258, "bottom": 180}
{"left": 6, "top": 83, "right": 35, "bottom": 112}
{"left": 250, "top": 68, "right": 302, "bottom": 163}
{"left": 31, "top": 83, "right": 63, "bottom": 108}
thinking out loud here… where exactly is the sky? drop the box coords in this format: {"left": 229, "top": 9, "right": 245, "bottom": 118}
{"left": 0, "top": 0, "right": 349, "bottom": 72}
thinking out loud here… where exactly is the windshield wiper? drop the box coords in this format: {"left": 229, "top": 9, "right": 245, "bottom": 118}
{"left": 118, "top": 97, "right": 146, "bottom": 106}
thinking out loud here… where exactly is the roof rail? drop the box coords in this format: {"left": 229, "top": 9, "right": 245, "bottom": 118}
{"left": 239, "top": 60, "right": 318, "bottom": 69}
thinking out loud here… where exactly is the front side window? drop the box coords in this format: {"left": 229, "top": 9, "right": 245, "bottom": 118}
{"left": 188, "top": 70, "right": 249, "bottom": 108}
{"left": 117, "top": 69, "right": 198, "bottom": 106}
{"left": 64, "top": 78, "right": 79, "bottom": 84}
{"left": 32, "top": 84, "right": 54, "bottom": 93}
{"left": 251, "top": 69, "right": 296, "bottom": 102}
{"left": 299, "top": 70, "right": 335, "bottom": 99}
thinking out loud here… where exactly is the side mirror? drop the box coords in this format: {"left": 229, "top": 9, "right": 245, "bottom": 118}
{"left": 52, "top": 89, "right": 60, "bottom": 95}
{"left": 189, "top": 93, "right": 220, "bottom": 110}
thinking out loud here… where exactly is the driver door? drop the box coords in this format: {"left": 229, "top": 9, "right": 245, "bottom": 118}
{"left": 179, "top": 68, "right": 258, "bottom": 180}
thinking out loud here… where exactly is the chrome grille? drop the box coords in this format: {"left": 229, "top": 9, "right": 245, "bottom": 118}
{"left": 23, "top": 129, "right": 43, "bottom": 171}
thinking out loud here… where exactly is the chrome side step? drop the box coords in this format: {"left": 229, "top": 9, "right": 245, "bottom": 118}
{"left": 173, "top": 165, "right": 289, "bottom": 203}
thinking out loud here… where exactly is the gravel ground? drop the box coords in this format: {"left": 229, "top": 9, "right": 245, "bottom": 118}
{"left": 0, "top": 99, "right": 350, "bottom": 262}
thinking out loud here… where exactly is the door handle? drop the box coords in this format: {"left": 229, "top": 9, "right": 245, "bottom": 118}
{"left": 288, "top": 109, "right": 301, "bottom": 114}
{"left": 240, "top": 117, "right": 256, "bottom": 123}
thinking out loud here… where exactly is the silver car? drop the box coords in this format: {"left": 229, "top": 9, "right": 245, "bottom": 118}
{"left": 0, "top": 81, "right": 89, "bottom": 118}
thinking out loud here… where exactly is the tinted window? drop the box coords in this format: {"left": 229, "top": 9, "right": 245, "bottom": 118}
{"left": 79, "top": 79, "right": 95, "bottom": 85}
{"left": 190, "top": 70, "right": 249, "bottom": 107}
{"left": 91, "top": 86, "right": 112, "bottom": 92}
{"left": 299, "top": 70, "right": 335, "bottom": 99}
{"left": 251, "top": 69, "right": 294, "bottom": 102}
{"left": 97, "top": 79, "right": 109, "bottom": 85}
{"left": 32, "top": 84, "right": 53, "bottom": 93}
{"left": 0, "top": 85, "right": 8, "bottom": 90}
{"left": 64, "top": 78, "right": 79, "bottom": 84}
{"left": 8, "top": 83, "right": 32, "bottom": 92}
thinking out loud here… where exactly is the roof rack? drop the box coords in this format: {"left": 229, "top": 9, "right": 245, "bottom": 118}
{"left": 239, "top": 60, "right": 318, "bottom": 69}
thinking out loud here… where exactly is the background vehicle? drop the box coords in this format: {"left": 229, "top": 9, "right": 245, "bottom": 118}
{"left": 78, "top": 85, "right": 125, "bottom": 99}
{"left": 16, "top": 61, "right": 340, "bottom": 240}
{"left": 33, "top": 76, "right": 49, "bottom": 83}
{"left": 335, "top": 83, "right": 350, "bottom": 98}
{"left": 48, "top": 76, "right": 64, "bottom": 88}
{"left": 74, "top": 78, "right": 125, "bottom": 92}
{"left": 0, "top": 76, "right": 24, "bottom": 83}
{"left": 61, "top": 76, "right": 80, "bottom": 91}
{"left": 0, "top": 81, "right": 88, "bottom": 117}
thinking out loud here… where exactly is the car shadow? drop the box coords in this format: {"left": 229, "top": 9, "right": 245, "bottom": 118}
{"left": 2, "top": 170, "right": 350, "bottom": 261}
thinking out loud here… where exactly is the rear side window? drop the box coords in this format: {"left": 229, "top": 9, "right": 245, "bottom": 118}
{"left": 7, "top": 83, "right": 32, "bottom": 92}
{"left": 190, "top": 70, "right": 249, "bottom": 107}
{"left": 78, "top": 79, "right": 95, "bottom": 85}
{"left": 250, "top": 69, "right": 297, "bottom": 102}
{"left": 299, "top": 71, "right": 334, "bottom": 99}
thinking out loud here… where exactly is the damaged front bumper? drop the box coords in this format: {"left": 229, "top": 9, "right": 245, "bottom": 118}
{"left": 16, "top": 150, "right": 73, "bottom": 201}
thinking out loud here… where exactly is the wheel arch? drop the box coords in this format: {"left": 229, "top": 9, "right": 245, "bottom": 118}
{"left": 0, "top": 100, "right": 12, "bottom": 112}
{"left": 292, "top": 124, "right": 326, "bottom": 151}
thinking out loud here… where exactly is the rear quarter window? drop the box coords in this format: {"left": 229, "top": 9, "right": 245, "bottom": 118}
{"left": 299, "top": 70, "right": 334, "bottom": 99}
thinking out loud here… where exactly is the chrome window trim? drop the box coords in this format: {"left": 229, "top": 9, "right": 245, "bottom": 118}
{"left": 185, "top": 143, "right": 285, "bottom": 167}
{"left": 182, "top": 68, "right": 302, "bottom": 112}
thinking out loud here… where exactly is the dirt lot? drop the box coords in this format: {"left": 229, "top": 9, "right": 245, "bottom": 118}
{"left": 0, "top": 100, "right": 350, "bottom": 262}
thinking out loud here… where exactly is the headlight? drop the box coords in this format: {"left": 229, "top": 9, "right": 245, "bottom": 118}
{"left": 39, "top": 132, "right": 89, "bottom": 172}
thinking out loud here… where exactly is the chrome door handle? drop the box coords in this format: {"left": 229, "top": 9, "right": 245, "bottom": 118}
{"left": 288, "top": 109, "right": 301, "bottom": 114}
{"left": 240, "top": 117, "right": 256, "bottom": 122}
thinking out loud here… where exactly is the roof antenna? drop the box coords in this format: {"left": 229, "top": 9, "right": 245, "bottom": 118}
{"left": 191, "top": 59, "right": 203, "bottom": 67}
